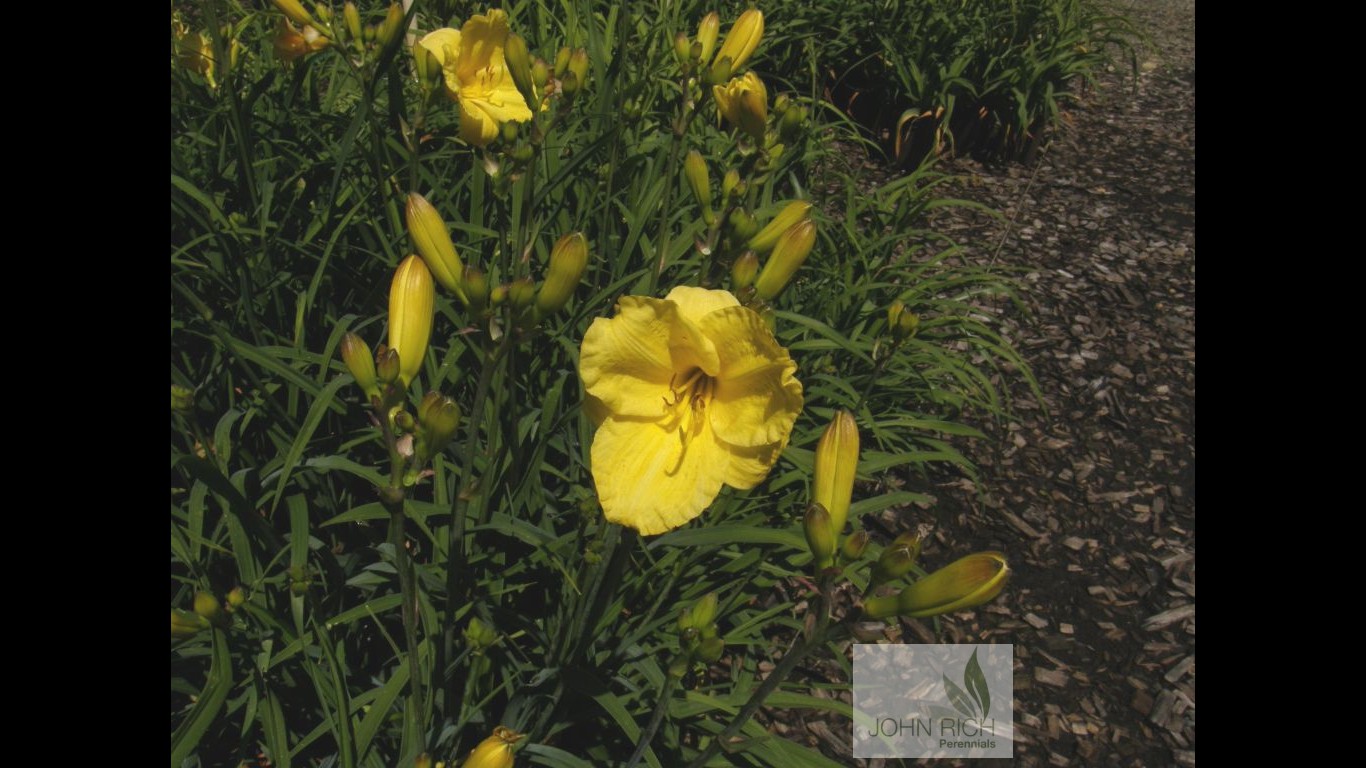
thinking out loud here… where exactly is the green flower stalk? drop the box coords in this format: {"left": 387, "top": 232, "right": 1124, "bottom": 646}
{"left": 388, "top": 255, "right": 435, "bottom": 387}
{"left": 406, "top": 192, "right": 466, "bottom": 301}
{"left": 536, "top": 233, "right": 589, "bottom": 315}
{"left": 748, "top": 200, "right": 811, "bottom": 252}
{"left": 812, "top": 409, "right": 858, "bottom": 534}
{"left": 754, "top": 218, "right": 815, "bottom": 300}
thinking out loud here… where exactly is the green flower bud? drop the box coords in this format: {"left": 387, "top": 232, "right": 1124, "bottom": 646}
{"left": 721, "top": 169, "right": 742, "bottom": 202}
{"left": 406, "top": 192, "right": 466, "bottom": 302}
{"left": 842, "top": 529, "right": 870, "bottom": 560}
{"left": 532, "top": 57, "right": 550, "bottom": 90}
{"left": 424, "top": 397, "right": 461, "bottom": 454}
{"left": 897, "top": 552, "right": 1009, "bottom": 618}
{"left": 870, "top": 533, "right": 922, "bottom": 587}
{"left": 463, "top": 616, "right": 499, "bottom": 652}
{"left": 704, "top": 55, "right": 732, "bottom": 87}
{"left": 554, "top": 46, "right": 571, "bottom": 78}
{"left": 375, "top": 3, "right": 404, "bottom": 49}
{"left": 730, "top": 250, "right": 759, "bottom": 290}
{"left": 462, "top": 266, "right": 490, "bottom": 316}
{"left": 673, "top": 32, "right": 692, "bottom": 65}
{"left": 696, "top": 12, "right": 720, "bottom": 65}
{"left": 490, "top": 284, "right": 508, "bottom": 307}
{"left": 388, "top": 255, "right": 435, "bottom": 386}
{"left": 343, "top": 2, "right": 361, "bottom": 41}
{"left": 226, "top": 586, "right": 247, "bottom": 608}
{"left": 508, "top": 276, "right": 537, "bottom": 309}
{"left": 536, "top": 232, "right": 589, "bottom": 315}
{"left": 684, "top": 151, "right": 714, "bottom": 225}
{"left": 780, "top": 104, "right": 807, "bottom": 143}
{"left": 560, "top": 70, "right": 579, "bottom": 97}
{"left": 171, "top": 384, "right": 194, "bottom": 413}
{"left": 691, "top": 592, "right": 718, "bottom": 629}
{"left": 271, "top": 0, "right": 315, "bottom": 28}
{"left": 697, "top": 636, "right": 725, "bottom": 663}
{"left": 804, "top": 503, "right": 836, "bottom": 569}
{"left": 753, "top": 219, "right": 815, "bottom": 300}
{"left": 171, "top": 608, "right": 209, "bottom": 639}
{"left": 193, "top": 591, "right": 227, "bottom": 628}
{"left": 747, "top": 201, "right": 811, "bottom": 253}
{"left": 340, "top": 332, "right": 380, "bottom": 400}
{"left": 568, "top": 48, "right": 590, "bottom": 92}
{"left": 727, "top": 208, "right": 758, "bottom": 241}
{"left": 505, "top": 33, "right": 536, "bottom": 106}
{"left": 375, "top": 346, "right": 401, "bottom": 386}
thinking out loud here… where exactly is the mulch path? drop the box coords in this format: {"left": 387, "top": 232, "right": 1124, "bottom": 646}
{"left": 775, "top": 0, "right": 1195, "bottom": 764}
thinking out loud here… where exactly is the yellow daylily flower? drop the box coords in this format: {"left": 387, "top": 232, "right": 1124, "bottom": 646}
{"left": 419, "top": 10, "right": 534, "bottom": 147}
{"left": 579, "top": 287, "right": 803, "bottom": 535}
{"left": 461, "top": 726, "right": 523, "bottom": 768}
{"left": 713, "top": 71, "right": 768, "bottom": 141}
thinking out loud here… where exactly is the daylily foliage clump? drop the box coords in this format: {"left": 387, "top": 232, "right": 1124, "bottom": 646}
{"left": 171, "top": 3, "right": 1027, "bottom": 767}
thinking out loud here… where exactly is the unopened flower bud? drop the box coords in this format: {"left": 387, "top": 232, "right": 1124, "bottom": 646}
{"left": 271, "top": 0, "right": 315, "bottom": 28}
{"left": 696, "top": 12, "right": 720, "bottom": 65}
{"left": 673, "top": 32, "right": 692, "bottom": 65}
{"left": 490, "top": 284, "right": 508, "bottom": 307}
{"left": 727, "top": 208, "right": 758, "bottom": 241}
{"left": 567, "top": 49, "right": 590, "bottom": 86}
{"left": 754, "top": 218, "right": 815, "bottom": 300}
{"left": 406, "top": 192, "right": 466, "bottom": 301}
{"left": 560, "top": 70, "right": 579, "bottom": 96}
{"left": 388, "top": 255, "right": 435, "bottom": 386}
{"left": 424, "top": 397, "right": 461, "bottom": 454}
{"left": 507, "top": 276, "right": 537, "bottom": 309}
{"left": 804, "top": 503, "right": 836, "bottom": 569}
{"left": 704, "top": 55, "right": 732, "bottom": 87}
{"left": 536, "top": 232, "right": 589, "bottom": 315}
{"left": 714, "top": 71, "right": 767, "bottom": 141}
{"left": 463, "top": 616, "right": 499, "bottom": 652}
{"left": 194, "top": 591, "right": 227, "bottom": 628}
{"left": 227, "top": 586, "right": 247, "bottom": 608}
{"left": 375, "top": 346, "right": 400, "bottom": 385}
{"left": 461, "top": 726, "right": 523, "bottom": 768}
{"left": 722, "top": 169, "right": 741, "bottom": 201}
{"left": 340, "top": 333, "right": 380, "bottom": 399}
{"left": 691, "top": 592, "right": 718, "bottom": 629}
{"left": 684, "top": 150, "right": 714, "bottom": 225}
{"left": 747, "top": 200, "right": 811, "bottom": 253}
{"left": 171, "top": 384, "right": 194, "bottom": 413}
{"left": 715, "top": 8, "right": 764, "bottom": 73}
{"left": 554, "top": 46, "right": 571, "bottom": 77}
{"left": 462, "top": 266, "right": 490, "bottom": 315}
{"left": 731, "top": 250, "right": 759, "bottom": 290}
{"left": 343, "top": 2, "right": 361, "bottom": 41}
{"left": 505, "top": 34, "right": 536, "bottom": 106}
{"left": 394, "top": 409, "right": 416, "bottom": 432}
{"left": 780, "top": 104, "right": 807, "bottom": 143}
{"left": 812, "top": 409, "right": 858, "bottom": 534}
{"left": 896, "top": 552, "right": 1009, "bottom": 618}
{"left": 172, "top": 608, "right": 209, "bottom": 639}
{"left": 376, "top": 3, "right": 404, "bottom": 49}
{"left": 697, "top": 636, "right": 725, "bottom": 662}
{"left": 870, "top": 532, "right": 922, "bottom": 586}
{"left": 843, "top": 529, "right": 870, "bottom": 560}
{"left": 532, "top": 57, "right": 550, "bottom": 90}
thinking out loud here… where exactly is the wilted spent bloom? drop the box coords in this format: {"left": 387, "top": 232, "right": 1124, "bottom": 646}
{"left": 888, "top": 300, "right": 921, "bottom": 340}
{"left": 340, "top": 333, "right": 380, "bottom": 400}
{"left": 811, "top": 409, "right": 858, "bottom": 535}
{"left": 388, "top": 255, "right": 436, "bottom": 386}
{"left": 536, "top": 232, "right": 589, "bottom": 315}
{"left": 747, "top": 200, "right": 811, "bottom": 253}
{"left": 713, "top": 71, "right": 768, "bottom": 141}
{"left": 804, "top": 503, "right": 836, "bottom": 569}
{"left": 406, "top": 192, "right": 466, "bottom": 301}
{"left": 275, "top": 18, "right": 330, "bottom": 61}
{"left": 753, "top": 218, "right": 816, "bottom": 301}
{"left": 714, "top": 9, "right": 763, "bottom": 74}
{"left": 696, "top": 12, "right": 720, "bottom": 65}
{"left": 461, "top": 726, "right": 523, "bottom": 768}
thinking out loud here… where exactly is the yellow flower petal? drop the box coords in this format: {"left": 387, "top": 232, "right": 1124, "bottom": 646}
{"left": 456, "top": 9, "right": 511, "bottom": 82}
{"left": 580, "top": 297, "right": 722, "bottom": 418}
{"left": 698, "top": 306, "right": 803, "bottom": 448}
{"left": 724, "top": 439, "right": 787, "bottom": 489}
{"left": 664, "top": 285, "right": 740, "bottom": 324}
{"left": 591, "top": 415, "right": 730, "bottom": 535}
{"left": 419, "top": 28, "right": 462, "bottom": 91}
{"left": 459, "top": 99, "right": 504, "bottom": 146}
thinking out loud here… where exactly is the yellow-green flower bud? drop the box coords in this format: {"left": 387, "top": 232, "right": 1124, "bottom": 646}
{"left": 554, "top": 46, "right": 571, "bottom": 78}
{"left": 722, "top": 169, "right": 741, "bottom": 202}
{"left": 376, "top": 3, "right": 404, "bottom": 49}
{"left": 406, "top": 192, "right": 466, "bottom": 301}
{"left": 413, "top": 44, "right": 442, "bottom": 88}
{"left": 862, "top": 592, "right": 900, "bottom": 620}
{"left": 508, "top": 276, "right": 537, "bottom": 309}
{"left": 560, "top": 70, "right": 579, "bottom": 97}
{"left": 812, "top": 409, "right": 858, "bottom": 534}
{"left": 780, "top": 104, "right": 807, "bottom": 143}
{"left": 697, "top": 636, "right": 725, "bottom": 662}
{"left": 897, "top": 552, "right": 1009, "bottom": 618}
{"left": 171, "top": 384, "right": 194, "bottom": 413}
{"left": 536, "top": 232, "right": 589, "bottom": 315}
{"left": 731, "top": 250, "right": 759, "bottom": 290}
{"left": 727, "top": 208, "right": 758, "bottom": 241}
{"left": 754, "top": 218, "right": 815, "bottom": 300}
{"left": 271, "top": 0, "right": 315, "bottom": 28}
{"left": 696, "top": 12, "right": 720, "bottom": 65}
{"left": 505, "top": 34, "right": 536, "bottom": 106}
{"left": 461, "top": 726, "right": 523, "bottom": 768}
{"left": 463, "top": 616, "right": 499, "bottom": 652}
{"left": 490, "top": 284, "right": 508, "bottom": 307}
{"left": 417, "top": 390, "right": 443, "bottom": 424}
{"left": 424, "top": 396, "right": 461, "bottom": 454}
{"left": 395, "top": 409, "right": 416, "bottom": 432}
{"left": 715, "top": 8, "right": 764, "bottom": 73}
{"left": 462, "top": 266, "right": 490, "bottom": 316}
{"left": 227, "top": 586, "right": 247, "bottom": 608}
{"left": 340, "top": 332, "right": 380, "bottom": 400}
{"left": 842, "top": 529, "right": 870, "bottom": 560}
{"left": 313, "top": 3, "right": 331, "bottom": 22}
{"left": 691, "top": 592, "right": 718, "bottom": 629}
{"left": 375, "top": 346, "right": 400, "bottom": 386}
{"left": 704, "top": 55, "right": 732, "bottom": 87}
{"left": 388, "top": 255, "right": 435, "bottom": 386}
{"left": 804, "top": 503, "right": 836, "bottom": 569}
{"left": 193, "top": 591, "right": 227, "bottom": 628}
{"left": 414, "top": 753, "right": 434, "bottom": 768}
{"left": 888, "top": 299, "right": 907, "bottom": 331}
{"left": 747, "top": 200, "right": 811, "bottom": 253}
{"left": 897, "top": 309, "right": 920, "bottom": 339}
{"left": 713, "top": 71, "right": 768, "bottom": 141}
{"left": 870, "top": 532, "right": 921, "bottom": 586}
{"left": 568, "top": 49, "right": 590, "bottom": 92}
{"left": 684, "top": 150, "right": 714, "bottom": 225}
{"left": 343, "top": 2, "right": 361, "bottom": 41}
{"left": 673, "top": 31, "right": 692, "bottom": 65}
{"left": 532, "top": 57, "right": 550, "bottom": 90}
{"left": 172, "top": 608, "right": 209, "bottom": 639}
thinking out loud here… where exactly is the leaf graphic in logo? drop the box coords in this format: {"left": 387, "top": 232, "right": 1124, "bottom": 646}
{"left": 964, "top": 647, "right": 991, "bottom": 719}
{"left": 943, "top": 674, "right": 977, "bottom": 719}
